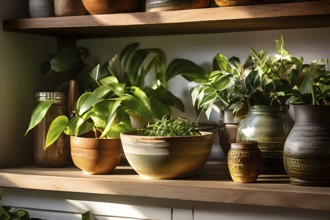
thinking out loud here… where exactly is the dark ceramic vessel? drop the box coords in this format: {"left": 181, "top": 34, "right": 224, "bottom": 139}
{"left": 284, "top": 105, "right": 330, "bottom": 186}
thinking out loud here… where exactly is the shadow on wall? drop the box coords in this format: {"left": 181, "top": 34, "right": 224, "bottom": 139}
{"left": 0, "top": 0, "right": 56, "bottom": 166}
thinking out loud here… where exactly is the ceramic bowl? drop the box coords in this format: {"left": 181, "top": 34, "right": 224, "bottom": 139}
{"left": 121, "top": 131, "right": 213, "bottom": 179}
{"left": 70, "top": 136, "right": 122, "bottom": 175}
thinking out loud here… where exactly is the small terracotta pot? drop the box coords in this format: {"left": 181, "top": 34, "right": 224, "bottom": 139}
{"left": 214, "top": 0, "right": 263, "bottom": 7}
{"left": 121, "top": 131, "right": 213, "bottom": 179}
{"left": 81, "top": 0, "right": 140, "bottom": 14}
{"left": 145, "top": 0, "right": 211, "bottom": 12}
{"left": 54, "top": 0, "right": 88, "bottom": 16}
{"left": 70, "top": 136, "right": 122, "bottom": 175}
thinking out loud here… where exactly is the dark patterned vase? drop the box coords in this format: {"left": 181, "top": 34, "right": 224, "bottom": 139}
{"left": 284, "top": 105, "right": 330, "bottom": 186}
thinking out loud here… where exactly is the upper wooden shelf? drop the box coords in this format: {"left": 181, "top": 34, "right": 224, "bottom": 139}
{"left": 3, "top": 1, "right": 330, "bottom": 39}
{"left": 0, "top": 162, "right": 329, "bottom": 212}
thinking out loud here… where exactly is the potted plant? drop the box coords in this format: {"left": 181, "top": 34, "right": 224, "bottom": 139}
{"left": 26, "top": 43, "right": 208, "bottom": 174}
{"left": 120, "top": 115, "right": 213, "bottom": 179}
{"left": 236, "top": 36, "right": 299, "bottom": 174}
{"left": 190, "top": 53, "right": 251, "bottom": 156}
{"left": 284, "top": 59, "right": 330, "bottom": 186}
{"left": 191, "top": 36, "right": 298, "bottom": 174}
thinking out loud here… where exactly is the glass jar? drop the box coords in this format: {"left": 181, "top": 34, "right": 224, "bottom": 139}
{"left": 34, "top": 92, "right": 71, "bottom": 167}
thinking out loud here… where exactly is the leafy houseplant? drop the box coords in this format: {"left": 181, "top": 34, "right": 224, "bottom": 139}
{"left": 284, "top": 59, "right": 330, "bottom": 186}
{"left": 120, "top": 116, "right": 213, "bottom": 179}
{"left": 26, "top": 43, "right": 208, "bottom": 173}
{"left": 41, "top": 46, "right": 99, "bottom": 92}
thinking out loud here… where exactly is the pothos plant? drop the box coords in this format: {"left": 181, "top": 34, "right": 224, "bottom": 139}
{"left": 92, "top": 42, "right": 209, "bottom": 119}
{"left": 25, "top": 43, "right": 208, "bottom": 148}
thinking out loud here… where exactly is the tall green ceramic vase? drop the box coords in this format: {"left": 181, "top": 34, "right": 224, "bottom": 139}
{"left": 236, "top": 105, "right": 294, "bottom": 174}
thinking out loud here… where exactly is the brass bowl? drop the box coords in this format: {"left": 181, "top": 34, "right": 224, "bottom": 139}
{"left": 120, "top": 131, "right": 213, "bottom": 179}
{"left": 70, "top": 136, "right": 122, "bottom": 175}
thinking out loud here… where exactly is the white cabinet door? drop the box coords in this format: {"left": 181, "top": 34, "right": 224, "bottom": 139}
{"left": 2, "top": 188, "right": 171, "bottom": 220}
{"left": 172, "top": 208, "right": 193, "bottom": 220}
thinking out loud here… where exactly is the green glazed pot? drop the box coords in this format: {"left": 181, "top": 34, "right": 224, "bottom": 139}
{"left": 236, "top": 105, "right": 294, "bottom": 174}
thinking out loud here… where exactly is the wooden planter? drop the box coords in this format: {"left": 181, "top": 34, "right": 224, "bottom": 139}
{"left": 70, "top": 136, "right": 122, "bottom": 175}
{"left": 120, "top": 131, "right": 213, "bottom": 179}
{"left": 145, "top": 0, "right": 211, "bottom": 12}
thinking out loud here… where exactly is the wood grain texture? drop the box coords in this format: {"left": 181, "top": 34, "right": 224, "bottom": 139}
{"left": 0, "top": 161, "right": 329, "bottom": 211}
{"left": 3, "top": 0, "right": 330, "bottom": 38}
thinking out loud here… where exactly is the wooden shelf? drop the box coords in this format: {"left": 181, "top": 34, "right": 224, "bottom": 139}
{"left": 0, "top": 162, "right": 329, "bottom": 211}
{"left": 3, "top": 1, "right": 330, "bottom": 38}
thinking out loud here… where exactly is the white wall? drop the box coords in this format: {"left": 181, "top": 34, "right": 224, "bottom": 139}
{"left": 0, "top": 0, "right": 56, "bottom": 166}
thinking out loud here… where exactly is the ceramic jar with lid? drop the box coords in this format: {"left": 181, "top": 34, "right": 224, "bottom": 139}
{"left": 227, "top": 141, "right": 262, "bottom": 183}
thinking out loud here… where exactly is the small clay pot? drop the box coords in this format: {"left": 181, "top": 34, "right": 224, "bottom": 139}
{"left": 70, "top": 136, "right": 122, "bottom": 175}
{"left": 81, "top": 0, "right": 140, "bottom": 14}
{"left": 214, "top": 0, "right": 263, "bottom": 7}
{"left": 227, "top": 141, "right": 262, "bottom": 183}
{"left": 54, "top": 0, "right": 88, "bottom": 16}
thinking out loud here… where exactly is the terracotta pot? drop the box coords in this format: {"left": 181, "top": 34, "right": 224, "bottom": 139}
{"left": 228, "top": 141, "right": 262, "bottom": 183}
{"left": 284, "top": 105, "right": 330, "bottom": 186}
{"left": 120, "top": 131, "right": 213, "bottom": 179}
{"left": 145, "top": 0, "right": 211, "bottom": 12}
{"left": 70, "top": 136, "right": 122, "bottom": 175}
{"left": 54, "top": 0, "right": 88, "bottom": 16}
{"left": 214, "top": 0, "right": 263, "bottom": 7}
{"left": 29, "top": 0, "right": 54, "bottom": 18}
{"left": 81, "top": 0, "right": 140, "bottom": 14}
{"left": 236, "top": 105, "right": 294, "bottom": 174}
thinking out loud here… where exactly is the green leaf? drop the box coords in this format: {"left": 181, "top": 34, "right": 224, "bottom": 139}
{"left": 25, "top": 100, "right": 56, "bottom": 136}
{"left": 45, "top": 115, "right": 68, "bottom": 148}
{"left": 149, "top": 86, "right": 185, "bottom": 112}
{"left": 65, "top": 116, "right": 93, "bottom": 136}
{"left": 78, "top": 86, "right": 112, "bottom": 115}
{"left": 166, "top": 59, "right": 209, "bottom": 83}
{"left": 213, "top": 53, "right": 229, "bottom": 71}
{"left": 82, "top": 211, "right": 91, "bottom": 220}
{"left": 100, "top": 100, "right": 122, "bottom": 138}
